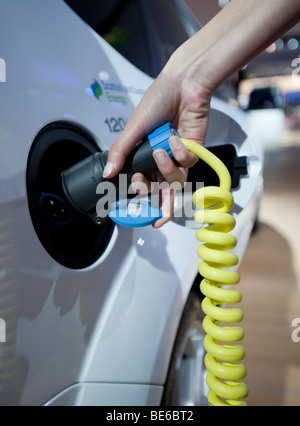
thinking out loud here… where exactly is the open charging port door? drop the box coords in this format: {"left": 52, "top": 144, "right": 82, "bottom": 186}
{"left": 26, "top": 122, "right": 114, "bottom": 270}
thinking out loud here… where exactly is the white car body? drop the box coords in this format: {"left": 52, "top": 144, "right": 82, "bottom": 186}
{"left": 0, "top": 0, "right": 263, "bottom": 406}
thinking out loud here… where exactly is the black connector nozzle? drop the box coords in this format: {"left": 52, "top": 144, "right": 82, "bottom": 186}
{"left": 61, "top": 138, "right": 157, "bottom": 225}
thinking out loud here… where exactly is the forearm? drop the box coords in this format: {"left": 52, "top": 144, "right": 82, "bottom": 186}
{"left": 167, "top": 0, "right": 300, "bottom": 92}
{"left": 104, "top": 0, "right": 300, "bottom": 190}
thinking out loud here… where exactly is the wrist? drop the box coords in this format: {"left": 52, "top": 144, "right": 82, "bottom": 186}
{"left": 164, "top": 34, "right": 217, "bottom": 99}
{"left": 163, "top": 44, "right": 214, "bottom": 115}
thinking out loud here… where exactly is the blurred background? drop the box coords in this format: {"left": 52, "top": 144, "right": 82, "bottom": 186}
{"left": 186, "top": 0, "right": 300, "bottom": 148}
{"left": 186, "top": 0, "right": 300, "bottom": 406}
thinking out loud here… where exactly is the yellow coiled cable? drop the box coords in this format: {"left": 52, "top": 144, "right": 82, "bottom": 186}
{"left": 180, "top": 138, "right": 248, "bottom": 407}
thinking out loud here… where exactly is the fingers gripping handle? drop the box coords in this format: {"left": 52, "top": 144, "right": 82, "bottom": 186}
{"left": 130, "top": 122, "right": 179, "bottom": 176}
{"left": 61, "top": 123, "right": 179, "bottom": 222}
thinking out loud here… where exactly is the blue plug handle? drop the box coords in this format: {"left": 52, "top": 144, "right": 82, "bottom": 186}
{"left": 147, "top": 123, "right": 180, "bottom": 159}
{"left": 108, "top": 123, "right": 179, "bottom": 228}
{"left": 109, "top": 199, "right": 162, "bottom": 228}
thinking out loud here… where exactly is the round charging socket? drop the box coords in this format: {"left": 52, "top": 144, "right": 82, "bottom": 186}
{"left": 26, "top": 122, "right": 114, "bottom": 270}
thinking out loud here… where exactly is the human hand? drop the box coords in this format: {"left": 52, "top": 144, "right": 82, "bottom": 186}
{"left": 102, "top": 61, "right": 213, "bottom": 228}
{"left": 102, "top": 0, "right": 300, "bottom": 228}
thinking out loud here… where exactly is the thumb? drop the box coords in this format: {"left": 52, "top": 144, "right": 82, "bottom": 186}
{"left": 102, "top": 118, "right": 161, "bottom": 179}
{"left": 102, "top": 121, "right": 151, "bottom": 178}
{"left": 102, "top": 76, "right": 178, "bottom": 178}
{"left": 102, "top": 136, "right": 130, "bottom": 179}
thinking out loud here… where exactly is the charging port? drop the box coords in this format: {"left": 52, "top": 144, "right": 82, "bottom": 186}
{"left": 39, "top": 193, "right": 73, "bottom": 226}
{"left": 26, "top": 122, "right": 114, "bottom": 270}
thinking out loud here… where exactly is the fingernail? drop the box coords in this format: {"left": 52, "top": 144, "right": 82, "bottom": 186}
{"left": 153, "top": 212, "right": 170, "bottom": 228}
{"left": 102, "top": 162, "right": 114, "bottom": 178}
{"left": 169, "top": 136, "right": 181, "bottom": 150}
{"left": 154, "top": 150, "right": 166, "bottom": 165}
{"left": 132, "top": 176, "right": 144, "bottom": 183}
{"left": 131, "top": 176, "right": 145, "bottom": 192}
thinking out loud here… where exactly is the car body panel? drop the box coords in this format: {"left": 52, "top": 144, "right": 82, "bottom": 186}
{"left": 45, "top": 383, "right": 163, "bottom": 406}
{"left": 0, "top": 0, "right": 263, "bottom": 406}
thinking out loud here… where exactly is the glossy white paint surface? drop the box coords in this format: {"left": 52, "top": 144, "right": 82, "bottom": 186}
{"left": 0, "top": 0, "right": 263, "bottom": 406}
